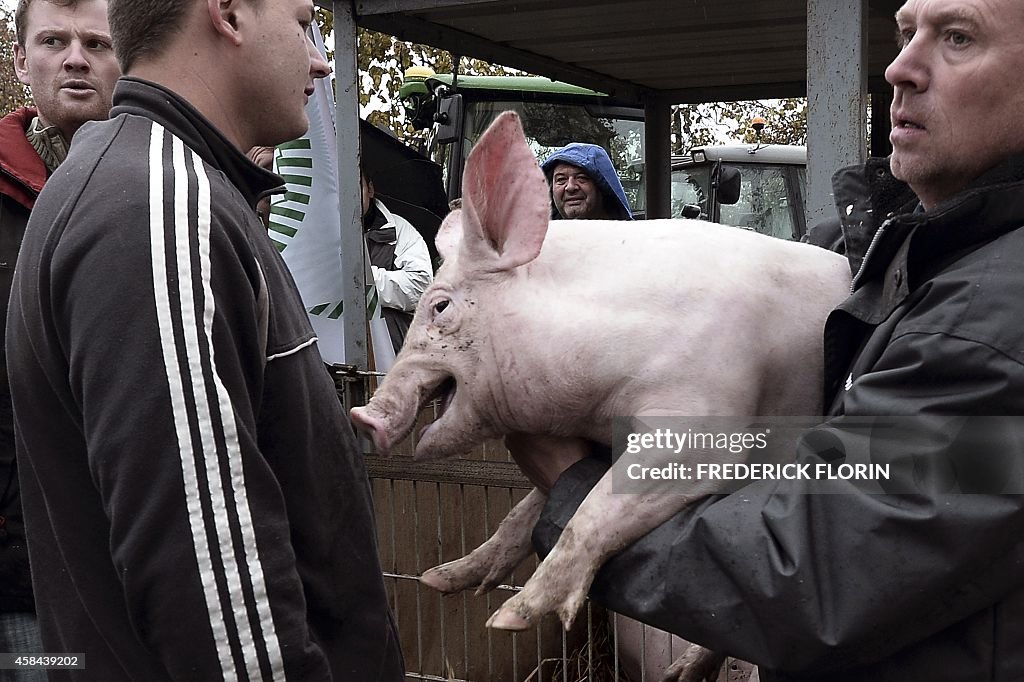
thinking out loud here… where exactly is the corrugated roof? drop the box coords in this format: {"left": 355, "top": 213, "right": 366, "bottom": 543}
{"left": 341, "top": 0, "right": 902, "bottom": 104}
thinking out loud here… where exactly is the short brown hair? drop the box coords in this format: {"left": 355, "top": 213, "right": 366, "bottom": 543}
{"left": 108, "top": 0, "right": 263, "bottom": 73}
{"left": 107, "top": 0, "right": 192, "bottom": 72}
{"left": 15, "top": 0, "right": 78, "bottom": 46}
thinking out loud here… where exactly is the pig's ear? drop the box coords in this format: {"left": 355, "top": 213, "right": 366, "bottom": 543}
{"left": 435, "top": 209, "right": 463, "bottom": 262}
{"left": 460, "top": 111, "right": 549, "bottom": 272}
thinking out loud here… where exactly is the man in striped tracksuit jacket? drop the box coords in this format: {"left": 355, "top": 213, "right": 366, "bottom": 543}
{"left": 5, "top": 1, "right": 404, "bottom": 679}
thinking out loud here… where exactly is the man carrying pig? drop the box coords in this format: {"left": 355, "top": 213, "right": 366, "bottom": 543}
{"left": 527, "top": 0, "right": 1024, "bottom": 680}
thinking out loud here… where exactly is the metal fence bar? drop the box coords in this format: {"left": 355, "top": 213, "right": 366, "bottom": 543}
{"left": 484, "top": 488, "right": 495, "bottom": 681}
{"left": 413, "top": 479, "right": 425, "bottom": 675}
{"left": 434, "top": 481, "right": 447, "bottom": 679}
{"left": 640, "top": 618, "right": 647, "bottom": 682}
{"left": 510, "top": 487, "right": 519, "bottom": 682}
{"left": 460, "top": 482, "right": 470, "bottom": 681}
{"left": 561, "top": 622, "right": 569, "bottom": 679}
{"left": 587, "top": 603, "right": 594, "bottom": 679}
{"left": 387, "top": 477, "right": 400, "bottom": 672}
{"left": 613, "top": 613, "right": 621, "bottom": 680}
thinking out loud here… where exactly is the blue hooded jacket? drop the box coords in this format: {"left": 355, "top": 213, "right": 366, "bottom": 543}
{"left": 541, "top": 143, "right": 633, "bottom": 220}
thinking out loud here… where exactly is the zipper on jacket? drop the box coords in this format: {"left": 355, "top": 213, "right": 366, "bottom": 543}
{"left": 850, "top": 219, "right": 892, "bottom": 292}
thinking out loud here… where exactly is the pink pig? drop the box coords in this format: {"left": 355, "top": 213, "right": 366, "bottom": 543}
{"left": 350, "top": 112, "right": 850, "bottom": 675}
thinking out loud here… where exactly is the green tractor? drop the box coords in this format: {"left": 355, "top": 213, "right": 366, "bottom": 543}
{"left": 399, "top": 68, "right": 808, "bottom": 239}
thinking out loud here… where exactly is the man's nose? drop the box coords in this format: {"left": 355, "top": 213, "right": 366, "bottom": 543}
{"left": 308, "top": 37, "right": 332, "bottom": 80}
{"left": 63, "top": 41, "right": 90, "bottom": 72}
{"left": 885, "top": 35, "right": 929, "bottom": 92}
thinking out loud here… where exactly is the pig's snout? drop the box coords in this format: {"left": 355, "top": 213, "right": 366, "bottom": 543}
{"left": 350, "top": 406, "right": 394, "bottom": 454}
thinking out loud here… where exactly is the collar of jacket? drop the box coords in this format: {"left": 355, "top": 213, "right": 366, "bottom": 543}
{"left": 363, "top": 198, "right": 397, "bottom": 242}
{"left": 26, "top": 115, "right": 70, "bottom": 173}
{"left": 0, "top": 107, "right": 47, "bottom": 210}
{"left": 109, "top": 77, "right": 285, "bottom": 209}
{"left": 834, "top": 153, "right": 1024, "bottom": 324}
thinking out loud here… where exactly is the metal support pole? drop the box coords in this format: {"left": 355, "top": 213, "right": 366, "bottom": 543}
{"left": 334, "top": 1, "right": 369, "bottom": 380}
{"left": 806, "top": 0, "right": 868, "bottom": 228}
{"left": 643, "top": 95, "right": 672, "bottom": 220}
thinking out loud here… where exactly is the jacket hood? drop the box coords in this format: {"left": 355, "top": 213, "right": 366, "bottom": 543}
{"left": 831, "top": 153, "right": 1024, "bottom": 287}
{"left": 0, "top": 107, "right": 46, "bottom": 210}
{"left": 541, "top": 143, "right": 633, "bottom": 220}
{"left": 828, "top": 157, "right": 918, "bottom": 277}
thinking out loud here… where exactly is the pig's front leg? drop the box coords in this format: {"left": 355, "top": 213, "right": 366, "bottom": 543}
{"left": 420, "top": 487, "right": 546, "bottom": 595}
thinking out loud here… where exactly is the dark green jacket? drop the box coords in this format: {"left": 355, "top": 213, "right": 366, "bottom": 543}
{"left": 536, "top": 155, "right": 1024, "bottom": 681}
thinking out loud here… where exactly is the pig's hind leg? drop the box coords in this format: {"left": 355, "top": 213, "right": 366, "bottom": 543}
{"left": 661, "top": 644, "right": 727, "bottom": 682}
{"left": 486, "top": 471, "right": 699, "bottom": 632}
{"left": 420, "top": 487, "right": 546, "bottom": 595}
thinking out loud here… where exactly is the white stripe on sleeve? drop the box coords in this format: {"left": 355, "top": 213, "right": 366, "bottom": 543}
{"left": 148, "top": 123, "right": 237, "bottom": 679}
{"left": 148, "top": 122, "right": 287, "bottom": 681}
{"left": 188, "top": 144, "right": 286, "bottom": 682}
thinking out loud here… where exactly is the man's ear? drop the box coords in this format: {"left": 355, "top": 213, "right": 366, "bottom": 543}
{"left": 13, "top": 44, "right": 30, "bottom": 86}
{"left": 208, "top": 0, "right": 243, "bottom": 45}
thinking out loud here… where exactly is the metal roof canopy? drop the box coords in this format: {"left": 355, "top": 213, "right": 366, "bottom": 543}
{"left": 325, "top": 0, "right": 904, "bottom": 368}
{"left": 350, "top": 0, "right": 901, "bottom": 103}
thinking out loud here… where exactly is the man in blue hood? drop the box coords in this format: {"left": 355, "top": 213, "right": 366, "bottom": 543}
{"left": 541, "top": 143, "right": 633, "bottom": 220}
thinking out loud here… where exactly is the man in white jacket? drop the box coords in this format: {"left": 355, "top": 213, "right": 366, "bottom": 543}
{"left": 361, "top": 168, "right": 433, "bottom": 352}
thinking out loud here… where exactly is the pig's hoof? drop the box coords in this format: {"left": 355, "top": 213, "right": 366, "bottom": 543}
{"left": 419, "top": 561, "right": 481, "bottom": 594}
{"left": 485, "top": 607, "right": 532, "bottom": 631}
{"left": 420, "top": 555, "right": 506, "bottom": 595}
{"left": 419, "top": 567, "right": 461, "bottom": 594}
{"left": 484, "top": 582, "right": 585, "bottom": 633}
{"left": 661, "top": 644, "right": 725, "bottom": 682}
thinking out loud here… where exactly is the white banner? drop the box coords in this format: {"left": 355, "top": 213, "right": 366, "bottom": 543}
{"left": 266, "top": 24, "right": 395, "bottom": 371}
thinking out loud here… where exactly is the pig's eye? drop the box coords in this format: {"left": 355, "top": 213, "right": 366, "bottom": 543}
{"left": 433, "top": 299, "right": 450, "bottom": 315}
